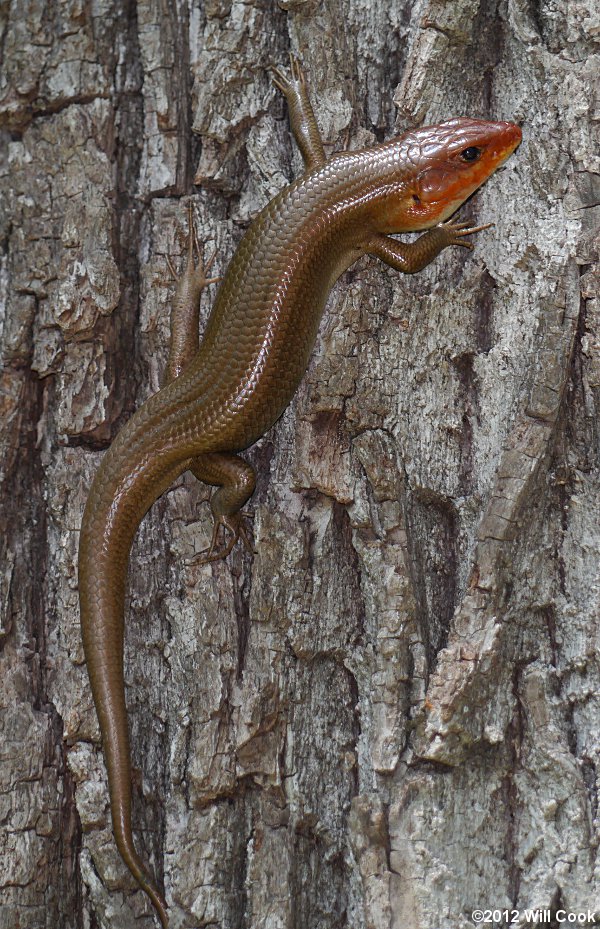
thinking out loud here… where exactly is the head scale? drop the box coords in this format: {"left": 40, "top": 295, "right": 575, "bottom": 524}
{"left": 381, "top": 117, "right": 522, "bottom": 233}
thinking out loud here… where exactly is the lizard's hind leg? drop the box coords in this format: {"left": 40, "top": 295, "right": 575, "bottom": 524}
{"left": 163, "top": 207, "right": 255, "bottom": 563}
{"left": 188, "top": 453, "right": 256, "bottom": 563}
{"left": 164, "top": 203, "right": 221, "bottom": 383}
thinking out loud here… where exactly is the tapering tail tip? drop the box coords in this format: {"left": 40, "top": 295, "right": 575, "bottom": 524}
{"left": 115, "top": 832, "right": 168, "bottom": 926}
{"left": 134, "top": 868, "right": 168, "bottom": 927}
{"left": 147, "top": 882, "right": 169, "bottom": 928}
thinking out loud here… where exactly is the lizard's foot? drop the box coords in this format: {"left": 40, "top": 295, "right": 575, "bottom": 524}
{"left": 271, "top": 52, "right": 306, "bottom": 96}
{"left": 195, "top": 247, "right": 222, "bottom": 289}
{"left": 438, "top": 219, "right": 494, "bottom": 250}
{"left": 181, "top": 203, "right": 222, "bottom": 288}
{"left": 168, "top": 203, "right": 222, "bottom": 285}
{"left": 269, "top": 52, "right": 326, "bottom": 171}
{"left": 194, "top": 513, "right": 255, "bottom": 565}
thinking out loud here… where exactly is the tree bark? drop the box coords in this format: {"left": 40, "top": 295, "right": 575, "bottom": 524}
{"left": 1, "top": 1, "right": 598, "bottom": 927}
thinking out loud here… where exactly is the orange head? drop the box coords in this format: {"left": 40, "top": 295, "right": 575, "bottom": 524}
{"left": 377, "top": 118, "right": 522, "bottom": 233}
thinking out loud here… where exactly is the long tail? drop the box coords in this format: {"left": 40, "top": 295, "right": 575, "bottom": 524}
{"left": 78, "top": 430, "right": 190, "bottom": 928}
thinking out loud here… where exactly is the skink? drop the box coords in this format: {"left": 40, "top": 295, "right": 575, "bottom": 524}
{"left": 78, "top": 58, "right": 522, "bottom": 927}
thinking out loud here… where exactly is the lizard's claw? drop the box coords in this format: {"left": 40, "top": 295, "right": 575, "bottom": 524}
{"left": 185, "top": 206, "right": 222, "bottom": 288}
{"left": 162, "top": 205, "right": 222, "bottom": 291}
{"left": 194, "top": 513, "right": 255, "bottom": 565}
{"left": 271, "top": 53, "right": 306, "bottom": 95}
{"left": 439, "top": 219, "right": 494, "bottom": 250}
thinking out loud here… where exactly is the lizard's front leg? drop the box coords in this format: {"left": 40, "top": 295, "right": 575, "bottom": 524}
{"left": 368, "top": 220, "right": 493, "bottom": 274}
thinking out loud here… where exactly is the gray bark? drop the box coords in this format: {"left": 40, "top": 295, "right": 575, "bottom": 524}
{"left": 1, "top": 1, "right": 599, "bottom": 928}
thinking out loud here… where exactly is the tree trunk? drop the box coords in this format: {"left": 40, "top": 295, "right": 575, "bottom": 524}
{"left": 1, "top": 1, "right": 598, "bottom": 927}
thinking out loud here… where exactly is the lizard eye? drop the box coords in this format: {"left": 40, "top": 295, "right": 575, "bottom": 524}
{"left": 460, "top": 146, "right": 482, "bottom": 162}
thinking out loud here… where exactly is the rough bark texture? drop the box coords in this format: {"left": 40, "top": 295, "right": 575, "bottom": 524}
{"left": 1, "top": 1, "right": 599, "bottom": 928}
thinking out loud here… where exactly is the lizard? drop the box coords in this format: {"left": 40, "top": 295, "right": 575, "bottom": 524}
{"left": 78, "top": 56, "right": 522, "bottom": 927}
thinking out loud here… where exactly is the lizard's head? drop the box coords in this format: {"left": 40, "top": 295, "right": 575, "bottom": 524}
{"left": 382, "top": 118, "right": 522, "bottom": 232}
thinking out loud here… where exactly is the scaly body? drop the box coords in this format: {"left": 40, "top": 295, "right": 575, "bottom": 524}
{"left": 78, "top": 59, "right": 521, "bottom": 926}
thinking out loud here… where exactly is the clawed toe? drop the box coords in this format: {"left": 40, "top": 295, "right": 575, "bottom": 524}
{"left": 193, "top": 513, "right": 255, "bottom": 566}
{"left": 271, "top": 53, "right": 306, "bottom": 94}
{"left": 288, "top": 53, "right": 305, "bottom": 84}
{"left": 271, "top": 68, "right": 288, "bottom": 93}
{"left": 439, "top": 218, "right": 495, "bottom": 249}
